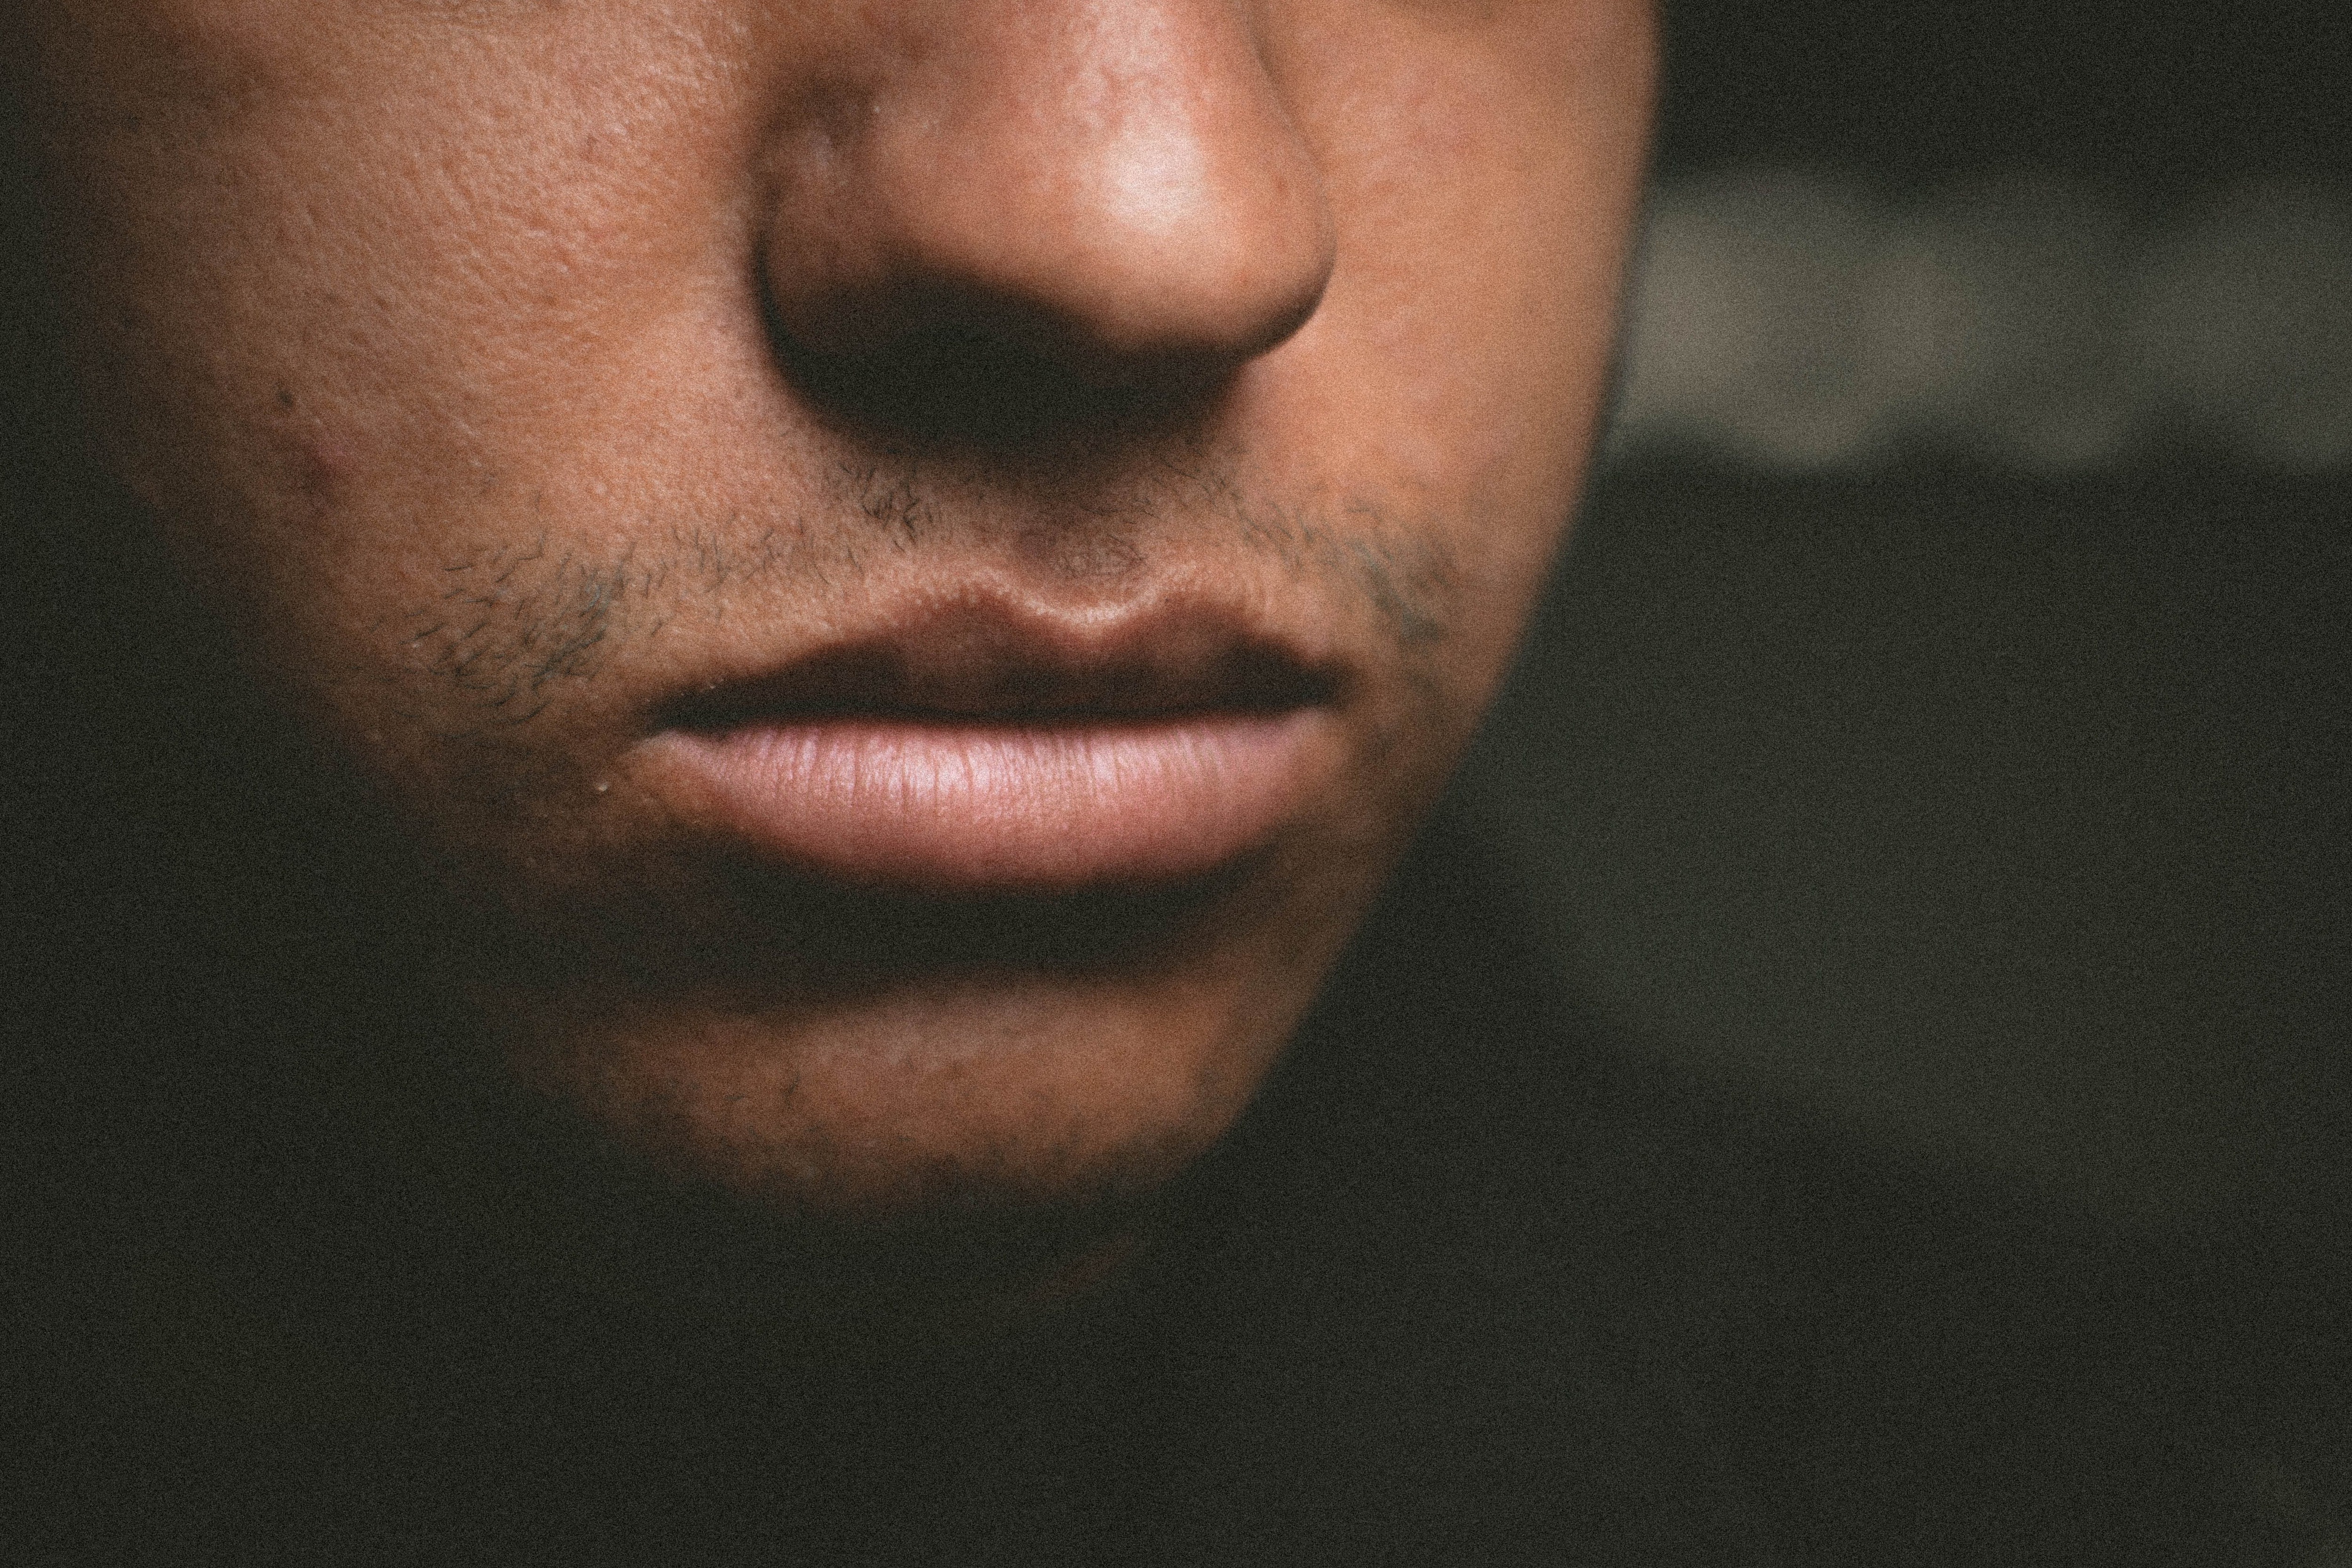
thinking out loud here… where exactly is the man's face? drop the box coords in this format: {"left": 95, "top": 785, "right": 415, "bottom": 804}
{"left": 18, "top": 1, "right": 1651, "bottom": 1223}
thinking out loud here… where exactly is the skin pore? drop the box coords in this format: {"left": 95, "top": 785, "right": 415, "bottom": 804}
{"left": 11, "top": 0, "right": 1653, "bottom": 1280}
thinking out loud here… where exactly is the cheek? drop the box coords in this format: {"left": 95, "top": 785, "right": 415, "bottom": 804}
{"left": 42, "top": 13, "right": 758, "bottom": 610}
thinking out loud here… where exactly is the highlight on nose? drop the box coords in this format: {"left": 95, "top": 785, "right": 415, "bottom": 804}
{"left": 760, "top": 0, "right": 1336, "bottom": 430}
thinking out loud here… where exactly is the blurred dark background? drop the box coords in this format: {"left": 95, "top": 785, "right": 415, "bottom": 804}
{"left": 1463, "top": 0, "right": 2350, "bottom": 1238}
{"left": 1654, "top": 0, "right": 2347, "bottom": 191}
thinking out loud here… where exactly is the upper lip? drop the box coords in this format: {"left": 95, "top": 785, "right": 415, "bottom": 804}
{"left": 657, "top": 593, "right": 1343, "bottom": 731}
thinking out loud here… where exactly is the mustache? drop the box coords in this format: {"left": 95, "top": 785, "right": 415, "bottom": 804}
{"left": 388, "top": 462, "right": 1457, "bottom": 737}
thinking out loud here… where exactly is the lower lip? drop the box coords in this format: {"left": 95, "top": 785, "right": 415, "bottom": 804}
{"left": 640, "top": 710, "right": 1335, "bottom": 892}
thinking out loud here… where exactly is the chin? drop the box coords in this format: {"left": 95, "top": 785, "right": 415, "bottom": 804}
{"left": 473, "top": 825, "right": 1398, "bottom": 1223}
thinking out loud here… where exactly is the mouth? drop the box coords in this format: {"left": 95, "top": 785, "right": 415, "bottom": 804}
{"left": 634, "top": 598, "right": 1347, "bottom": 894}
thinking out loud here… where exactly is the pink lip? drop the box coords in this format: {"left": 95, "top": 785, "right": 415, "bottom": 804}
{"left": 645, "top": 710, "right": 1331, "bottom": 891}
{"left": 633, "top": 598, "right": 1344, "bottom": 892}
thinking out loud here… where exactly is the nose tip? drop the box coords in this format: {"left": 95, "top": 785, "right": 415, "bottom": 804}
{"left": 762, "top": 1, "right": 1335, "bottom": 401}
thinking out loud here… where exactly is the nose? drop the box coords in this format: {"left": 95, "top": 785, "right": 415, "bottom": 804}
{"left": 761, "top": 0, "right": 1335, "bottom": 417}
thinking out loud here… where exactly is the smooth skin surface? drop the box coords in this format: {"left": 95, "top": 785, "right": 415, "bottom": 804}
{"left": 14, "top": 0, "right": 1653, "bottom": 1239}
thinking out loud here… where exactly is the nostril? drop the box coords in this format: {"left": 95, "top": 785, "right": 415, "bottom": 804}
{"left": 769, "top": 304, "right": 1220, "bottom": 450}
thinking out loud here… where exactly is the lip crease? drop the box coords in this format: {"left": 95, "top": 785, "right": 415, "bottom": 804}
{"left": 635, "top": 599, "right": 1347, "bottom": 893}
